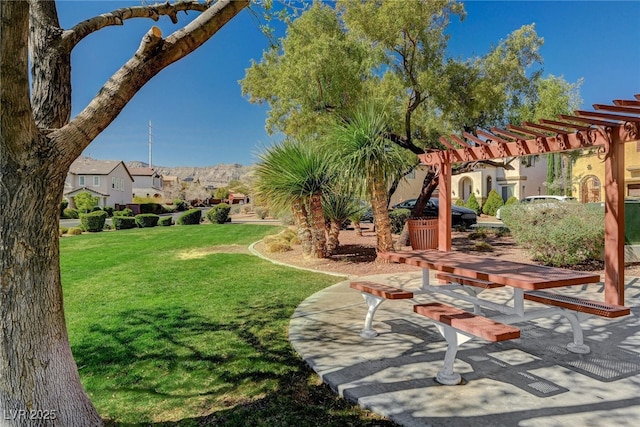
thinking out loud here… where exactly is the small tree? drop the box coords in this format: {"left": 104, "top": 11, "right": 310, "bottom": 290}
{"left": 465, "top": 193, "right": 481, "bottom": 214}
{"left": 482, "top": 189, "right": 504, "bottom": 216}
{"left": 74, "top": 191, "right": 99, "bottom": 213}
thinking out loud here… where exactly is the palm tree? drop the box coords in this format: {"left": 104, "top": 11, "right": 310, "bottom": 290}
{"left": 254, "top": 139, "right": 333, "bottom": 258}
{"left": 325, "top": 103, "right": 414, "bottom": 255}
{"left": 322, "top": 193, "right": 367, "bottom": 255}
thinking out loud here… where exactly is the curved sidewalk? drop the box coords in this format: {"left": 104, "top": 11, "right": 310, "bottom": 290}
{"left": 289, "top": 271, "right": 640, "bottom": 427}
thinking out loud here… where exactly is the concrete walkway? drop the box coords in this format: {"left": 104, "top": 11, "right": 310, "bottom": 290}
{"left": 289, "top": 271, "right": 640, "bottom": 427}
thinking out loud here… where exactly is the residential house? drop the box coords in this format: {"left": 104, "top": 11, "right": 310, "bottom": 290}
{"left": 391, "top": 157, "right": 549, "bottom": 207}
{"left": 129, "top": 167, "right": 164, "bottom": 199}
{"left": 572, "top": 141, "right": 640, "bottom": 203}
{"left": 64, "top": 157, "right": 134, "bottom": 208}
{"left": 229, "top": 193, "right": 249, "bottom": 204}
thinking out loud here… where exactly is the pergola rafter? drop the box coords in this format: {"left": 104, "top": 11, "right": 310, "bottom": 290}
{"left": 418, "top": 94, "right": 640, "bottom": 305}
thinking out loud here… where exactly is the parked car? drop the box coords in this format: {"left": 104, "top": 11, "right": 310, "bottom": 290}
{"left": 496, "top": 195, "right": 577, "bottom": 220}
{"left": 391, "top": 198, "right": 477, "bottom": 227}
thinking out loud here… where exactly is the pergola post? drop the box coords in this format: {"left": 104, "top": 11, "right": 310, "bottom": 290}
{"left": 604, "top": 135, "right": 626, "bottom": 305}
{"left": 438, "top": 153, "right": 452, "bottom": 251}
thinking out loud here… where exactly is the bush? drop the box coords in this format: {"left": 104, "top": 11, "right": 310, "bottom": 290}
{"left": 207, "top": 203, "right": 231, "bottom": 224}
{"left": 113, "top": 208, "right": 133, "bottom": 217}
{"left": 63, "top": 208, "right": 79, "bottom": 219}
{"left": 505, "top": 196, "right": 519, "bottom": 206}
{"left": 112, "top": 216, "right": 136, "bottom": 230}
{"left": 465, "top": 193, "right": 481, "bottom": 214}
{"left": 173, "top": 199, "right": 187, "bottom": 211}
{"left": 482, "top": 189, "right": 504, "bottom": 216}
{"left": 389, "top": 208, "right": 411, "bottom": 234}
{"left": 500, "top": 202, "right": 604, "bottom": 267}
{"left": 159, "top": 216, "right": 173, "bottom": 226}
{"left": 454, "top": 199, "right": 465, "bottom": 206}
{"left": 60, "top": 200, "right": 69, "bottom": 218}
{"left": 178, "top": 209, "right": 202, "bottom": 225}
{"left": 80, "top": 210, "right": 107, "bottom": 232}
{"left": 103, "top": 206, "right": 114, "bottom": 217}
{"left": 254, "top": 206, "right": 268, "bottom": 219}
{"left": 59, "top": 227, "right": 68, "bottom": 236}
{"left": 135, "top": 213, "right": 160, "bottom": 228}
{"left": 139, "top": 203, "right": 166, "bottom": 214}
{"left": 67, "top": 227, "right": 83, "bottom": 236}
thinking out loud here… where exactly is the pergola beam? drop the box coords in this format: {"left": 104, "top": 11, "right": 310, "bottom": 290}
{"left": 417, "top": 93, "right": 640, "bottom": 306}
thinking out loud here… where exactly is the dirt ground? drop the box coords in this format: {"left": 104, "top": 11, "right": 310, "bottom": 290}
{"left": 253, "top": 223, "right": 640, "bottom": 279}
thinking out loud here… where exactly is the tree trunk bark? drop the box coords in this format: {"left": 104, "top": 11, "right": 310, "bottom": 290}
{"left": 291, "top": 200, "right": 312, "bottom": 256}
{"left": 0, "top": 152, "right": 102, "bottom": 426}
{"left": 308, "top": 193, "right": 327, "bottom": 258}
{"left": 370, "top": 177, "right": 394, "bottom": 256}
{"left": 326, "top": 220, "right": 341, "bottom": 255}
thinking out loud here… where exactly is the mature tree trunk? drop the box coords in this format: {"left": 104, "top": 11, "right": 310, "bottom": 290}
{"left": 291, "top": 200, "right": 313, "bottom": 256}
{"left": 370, "top": 177, "right": 394, "bottom": 257}
{"left": 1, "top": 1, "right": 248, "bottom": 424}
{"left": 326, "top": 219, "right": 341, "bottom": 255}
{"left": 308, "top": 193, "right": 327, "bottom": 258}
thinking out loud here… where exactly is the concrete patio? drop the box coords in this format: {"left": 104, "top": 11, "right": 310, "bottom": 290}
{"left": 289, "top": 271, "right": 640, "bottom": 427}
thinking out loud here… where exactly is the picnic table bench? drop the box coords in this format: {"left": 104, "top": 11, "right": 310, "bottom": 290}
{"left": 350, "top": 249, "right": 633, "bottom": 385}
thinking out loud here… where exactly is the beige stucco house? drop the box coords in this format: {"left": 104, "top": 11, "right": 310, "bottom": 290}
{"left": 129, "top": 167, "right": 164, "bottom": 199}
{"left": 64, "top": 157, "right": 134, "bottom": 208}
{"left": 391, "top": 157, "right": 549, "bottom": 207}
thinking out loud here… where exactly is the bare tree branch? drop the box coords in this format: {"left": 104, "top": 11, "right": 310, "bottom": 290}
{"left": 61, "top": 0, "right": 212, "bottom": 51}
{"left": 53, "top": 0, "right": 249, "bottom": 159}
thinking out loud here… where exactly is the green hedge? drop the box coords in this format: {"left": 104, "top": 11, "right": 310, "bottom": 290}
{"left": 63, "top": 208, "right": 79, "bottom": 219}
{"left": 80, "top": 210, "right": 107, "bottom": 232}
{"left": 207, "top": 203, "right": 231, "bottom": 224}
{"left": 112, "top": 216, "right": 136, "bottom": 230}
{"left": 482, "top": 189, "right": 504, "bottom": 216}
{"left": 135, "top": 213, "right": 159, "bottom": 228}
{"left": 159, "top": 216, "right": 173, "bottom": 226}
{"left": 113, "top": 208, "right": 133, "bottom": 217}
{"left": 178, "top": 209, "right": 202, "bottom": 225}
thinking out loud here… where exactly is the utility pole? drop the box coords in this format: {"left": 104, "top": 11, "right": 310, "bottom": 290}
{"left": 148, "top": 120, "right": 153, "bottom": 169}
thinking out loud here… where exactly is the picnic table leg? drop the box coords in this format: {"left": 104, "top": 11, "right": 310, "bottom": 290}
{"left": 421, "top": 268, "right": 430, "bottom": 291}
{"left": 433, "top": 324, "right": 472, "bottom": 385}
{"left": 561, "top": 311, "right": 591, "bottom": 354}
{"left": 359, "top": 293, "right": 385, "bottom": 338}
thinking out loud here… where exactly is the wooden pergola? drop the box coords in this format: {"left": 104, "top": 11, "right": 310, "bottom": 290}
{"left": 419, "top": 94, "right": 640, "bottom": 305}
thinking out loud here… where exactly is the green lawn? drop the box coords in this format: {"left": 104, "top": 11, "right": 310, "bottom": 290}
{"left": 60, "top": 223, "right": 395, "bottom": 426}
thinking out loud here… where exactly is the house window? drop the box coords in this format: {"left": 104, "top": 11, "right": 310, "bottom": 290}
{"left": 93, "top": 176, "right": 100, "bottom": 186}
{"left": 112, "top": 177, "right": 116, "bottom": 189}
{"left": 79, "top": 176, "right": 85, "bottom": 186}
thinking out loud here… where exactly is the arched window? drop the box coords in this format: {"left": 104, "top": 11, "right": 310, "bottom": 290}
{"left": 581, "top": 176, "right": 601, "bottom": 203}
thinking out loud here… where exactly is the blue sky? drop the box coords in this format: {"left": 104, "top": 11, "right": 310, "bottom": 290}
{"left": 57, "top": 1, "right": 640, "bottom": 167}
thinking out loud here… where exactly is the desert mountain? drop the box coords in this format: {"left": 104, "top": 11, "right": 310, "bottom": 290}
{"left": 126, "top": 161, "right": 253, "bottom": 188}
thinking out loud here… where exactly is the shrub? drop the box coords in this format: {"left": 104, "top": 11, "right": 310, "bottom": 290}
{"left": 60, "top": 199, "right": 69, "bottom": 218}
{"left": 505, "top": 195, "right": 519, "bottom": 206}
{"left": 80, "top": 210, "right": 107, "bottom": 232}
{"left": 173, "top": 199, "right": 187, "bottom": 211}
{"left": 63, "top": 208, "right": 79, "bottom": 219}
{"left": 139, "top": 203, "right": 166, "bottom": 214}
{"left": 113, "top": 208, "right": 133, "bottom": 217}
{"left": 482, "top": 189, "right": 504, "bottom": 216}
{"left": 178, "top": 209, "right": 202, "bottom": 225}
{"left": 207, "top": 203, "right": 231, "bottom": 224}
{"left": 103, "top": 206, "right": 114, "bottom": 217}
{"left": 135, "top": 213, "right": 160, "bottom": 228}
{"left": 471, "top": 241, "right": 494, "bottom": 252}
{"left": 159, "top": 216, "right": 173, "bottom": 226}
{"left": 454, "top": 199, "right": 465, "bottom": 206}
{"left": 500, "top": 202, "right": 604, "bottom": 267}
{"left": 465, "top": 193, "right": 481, "bottom": 214}
{"left": 67, "top": 227, "right": 83, "bottom": 236}
{"left": 59, "top": 227, "right": 69, "bottom": 236}
{"left": 254, "top": 206, "right": 268, "bottom": 219}
{"left": 389, "top": 208, "right": 411, "bottom": 234}
{"left": 112, "top": 216, "right": 136, "bottom": 230}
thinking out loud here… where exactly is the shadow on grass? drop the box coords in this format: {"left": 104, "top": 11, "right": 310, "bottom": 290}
{"left": 74, "top": 304, "right": 397, "bottom": 427}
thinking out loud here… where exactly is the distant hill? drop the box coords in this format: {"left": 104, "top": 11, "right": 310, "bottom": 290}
{"left": 126, "top": 160, "right": 254, "bottom": 188}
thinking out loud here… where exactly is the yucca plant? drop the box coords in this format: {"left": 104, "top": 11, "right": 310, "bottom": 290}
{"left": 322, "top": 193, "right": 367, "bottom": 255}
{"left": 325, "top": 102, "right": 414, "bottom": 254}
{"left": 254, "top": 138, "right": 334, "bottom": 258}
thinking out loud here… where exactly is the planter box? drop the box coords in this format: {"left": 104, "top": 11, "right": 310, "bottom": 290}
{"left": 407, "top": 217, "right": 438, "bottom": 250}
